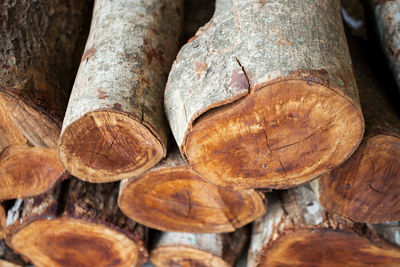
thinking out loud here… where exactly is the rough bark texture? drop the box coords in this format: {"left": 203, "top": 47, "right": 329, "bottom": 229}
{"left": 59, "top": 0, "right": 183, "bottom": 183}
{"left": 6, "top": 179, "right": 147, "bottom": 267}
{"left": 118, "top": 144, "right": 266, "bottom": 233}
{"left": 165, "top": 0, "right": 364, "bottom": 190}
{"left": 248, "top": 185, "right": 400, "bottom": 266}
{"left": 150, "top": 228, "right": 248, "bottom": 267}
{"left": 0, "top": 0, "right": 91, "bottom": 199}
{"left": 316, "top": 36, "right": 400, "bottom": 223}
{"left": 366, "top": 0, "right": 400, "bottom": 91}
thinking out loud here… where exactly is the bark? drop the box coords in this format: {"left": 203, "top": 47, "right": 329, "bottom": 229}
{"left": 165, "top": 0, "right": 364, "bottom": 190}
{"left": 366, "top": 0, "right": 400, "bottom": 91}
{"left": 0, "top": 0, "right": 91, "bottom": 199}
{"left": 6, "top": 179, "right": 147, "bottom": 267}
{"left": 248, "top": 185, "right": 400, "bottom": 266}
{"left": 150, "top": 228, "right": 248, "bottom": 267}
{"left": 316, "top": 37, "right": 400, "bottom": 223}
{"left": 118, "top": 144, "right": 266, "bottom": 233}
{"left": 59, "top": 0, "right": 183, "bottom": 183}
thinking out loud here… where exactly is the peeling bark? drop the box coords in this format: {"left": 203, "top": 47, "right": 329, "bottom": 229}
{"left": 150, "top": 228, "right": 248, "bottom": 267}
{"left": 165, "top": 0, "right": 364, "bottom": 190}
{"left": 316, "top": 37, "right": 400, "bottom": 223}
{"left": 118, "top": 144, "right": 266, "bottom": 233}
{"left": 59, "top": 0, "right": 183, "bottom": 183}
{"left": 6, "top": 179, "right": 147, "bottom": 267}
{"left": 248, "top": 185, "right": 400, "bottom": 266}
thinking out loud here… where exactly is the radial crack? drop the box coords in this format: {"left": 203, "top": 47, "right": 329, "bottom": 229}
{"left": 235, "top": 57, "right": 251, "bottom": 93}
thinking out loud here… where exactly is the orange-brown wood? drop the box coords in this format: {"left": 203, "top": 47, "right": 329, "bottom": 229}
{"left": 0, "top": 205, "right": 5, "bottom": 240}
{"left": 7, "top": 179, "right": 147, "bottom": 267}
{"left": 119, "top": 146, "right": 266, "bottom": 233}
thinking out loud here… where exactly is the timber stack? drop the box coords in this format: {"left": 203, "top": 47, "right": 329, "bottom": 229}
{"left": 0, "top": 0, "right": 399, "bottom": 266}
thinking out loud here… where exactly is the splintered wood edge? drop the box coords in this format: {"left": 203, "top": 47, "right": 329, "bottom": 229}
{"left": 118, "top": 167, "right": 266, "bottom": 233}
{"left": 59, "top": 110, "right": 165, "bottom": 183}
{"left": 319, "top": 134, "right": 400, "bottom": 223}
{"left": 9, "top": 217, "right": 140, "bottom": 267}
{"left": 150, "top": 246, "right": 230, "bottom": 267}
{"left": 184, "top": 79, "right": 364, "bottom": 189}
{"left": 258, "top": 228, "right": 400, "bottom": 266}
{"left": 0, "top": 145, "right": 65, "bottom": 200}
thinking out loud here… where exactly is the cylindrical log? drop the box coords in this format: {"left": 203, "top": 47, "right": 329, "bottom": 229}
{"left": 366, "top": 0, "right": 400, "bottom": 91}
{"left": 150, "top": 228, "right": 248, "bottom": 267}
{"left": 6, "top": 179, "right": 147, "bottom": 267}
{"left": 0, "top": 0, "right": 92, "bottom": 199}
{"left": 118, "top": 144, "right": 266, "bottom": 233}
{"left": 59, "top": 0, "right": 183, "bottom": 183}
{"left": 316, "top": 36, "right": 400, "bottom": 223}
{"left": 248, "top": 185, "right": 400, "bottom": 266}
{"left": 165, "top": 0, "right": 364, "bottom": 190}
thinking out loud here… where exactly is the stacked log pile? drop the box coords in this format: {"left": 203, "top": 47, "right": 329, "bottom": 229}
{"left": 0, "top": 0, "right": 399, "bottom": 266}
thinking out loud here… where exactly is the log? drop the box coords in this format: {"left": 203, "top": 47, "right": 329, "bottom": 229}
{"left": 248, "top": 185, "right": 400, "bottom": 266}
{"left": 118, "top": 144, "right": 266, "bottom": 233}
{"left": 150, "top": 228, "right": 248, "bottom": 267}
{"left": 6, "top": 179, "right": 147, "bottom": 267}
{"left": 366, "top": 0, "right": 400, "bottom": 91}
{"left": 165, "top": 0, "right": 364, "bottom": 190}
{"left": 59, "top": 0, "right": 183, "bottom": 183}
{"left": 0, "top": 205, "right": 5, "bottom": 240}
{"left": 316, "top": 37, "right": 400, "bottom": 223}
{"left": 0, "top": 0, "right": 92, "bottom": 199}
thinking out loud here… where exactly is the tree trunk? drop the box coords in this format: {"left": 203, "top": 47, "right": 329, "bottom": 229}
{"left": 6, "top": 179, "right": 147, "bottom": 267}
{"left": 150, "top": 228, "right": 248, "bottom": 267}
{"left": 59, "top": 0, "right": 183, "bottom": 183}
{"left": 316, "top": 36, "right": 400, "bottom": 223}
{"left": 0, "top": 0, "right": 92, "bottom": 199}
{"left": 365, "top": 0, "right": 400, "bottom": 91}
{"left": 248, "top": 185, "right": 400, "bottom": 266}
{"left": 165, "top": 0, "right": 364, "bottom": 190}
{"left": 118, "top": 144, "right": 266, "bottom": 233}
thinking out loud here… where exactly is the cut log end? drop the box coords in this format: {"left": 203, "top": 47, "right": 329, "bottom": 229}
{"left": 0, "top": 145, "right": 64, "bottom": 200}
{"left": 150, "top": 246, "right": 230, "bottom": 267}
{"left": 185, "top": 79, "right": 364, "bottom": 189}
{"left": 319, "top": 134, "right": 400, "bottom": 223}
{"left": 257, "top": 228, "right": 400, "bottom": 266}
{"left": 119, "top": 167, "right": 265, "bottom": 233}
{"left": 10, "top": 217, "right": 141, "bottom": 267}
{"left": 59, "top": 110, "right": 165, "bottom": 183}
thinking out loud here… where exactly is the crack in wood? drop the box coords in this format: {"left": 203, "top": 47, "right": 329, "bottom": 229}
{"left": 235, "top": 57, "right": 251, "bottom": 93}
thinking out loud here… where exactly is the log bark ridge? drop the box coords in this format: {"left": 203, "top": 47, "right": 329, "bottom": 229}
{"left": 118, "top": 144, "right": 266, "bottom": 233}
{"left": 0, "top": 0, "right": 91, "bottom": 199}
{"left": 165, "top": 0, "right": 364, "bottom": 189}
{"left": 366, "top": 0, "right": 400, "bottom": 91}
{"left": 248, "top": 185, "right": 400, "bottom": 266}
{"left": 317, "top": 37, "right": 400, "bottom": 223}
{"left": 150, "top": 228, "right": 248, "bottom": 267}
{"left": 6, "top": 179, "right": 147, "bottom": 267}
{"left": 59, "top": 0, "right": 183, "bottom": 183}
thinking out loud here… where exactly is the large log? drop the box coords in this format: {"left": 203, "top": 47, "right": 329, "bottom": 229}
{"left": 316, "top": 36, "right": 400, "bottom": 223}
{"left": 118, "top": 144, "right": 266, "bottom": 233}
{"left": 165, "top": 0, "right": 364, "bottom": 190}
{"left": 6, "top": 179, "right": 147, "bottom": 267}
{"left": 248, "top": 185, "right": 400, "bottom": 266}
{"left": 0, "top": 0, "right": 92, "bottom": 199}
{"left": 150, "top": 228, "right": 248, "bottom": 267}
{"left": 365, "top": 0, "right": 400, "bottom": 91}
{"left": 59, "top": 0, "right": 183, "bottom": 183}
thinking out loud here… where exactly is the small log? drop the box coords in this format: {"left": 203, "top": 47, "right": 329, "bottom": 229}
{"left": 150, "top": 228, "right": 248, "bottom": 267}
{"left": 365, "top": 0, "right": 400, "bottom": 91}
{"left": 59, "top": 0, "right": 183, "bottom": 183}
{"left": 165, "top": 0, "right": 364, "bottom": 190}
{"left": 248, "top": 185, "right": 400, "bottom": 266}
{"left": 118, "top": 144, "right": 266, "bottom": 233}
{"left": 6, "top": 179, "right": 147, "bottom": 267}
{"left": 0, "top": 0, "right": 91, "bottom": 199}
{"left": 316, "top": 37, "right": 400, "bottom": 223}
